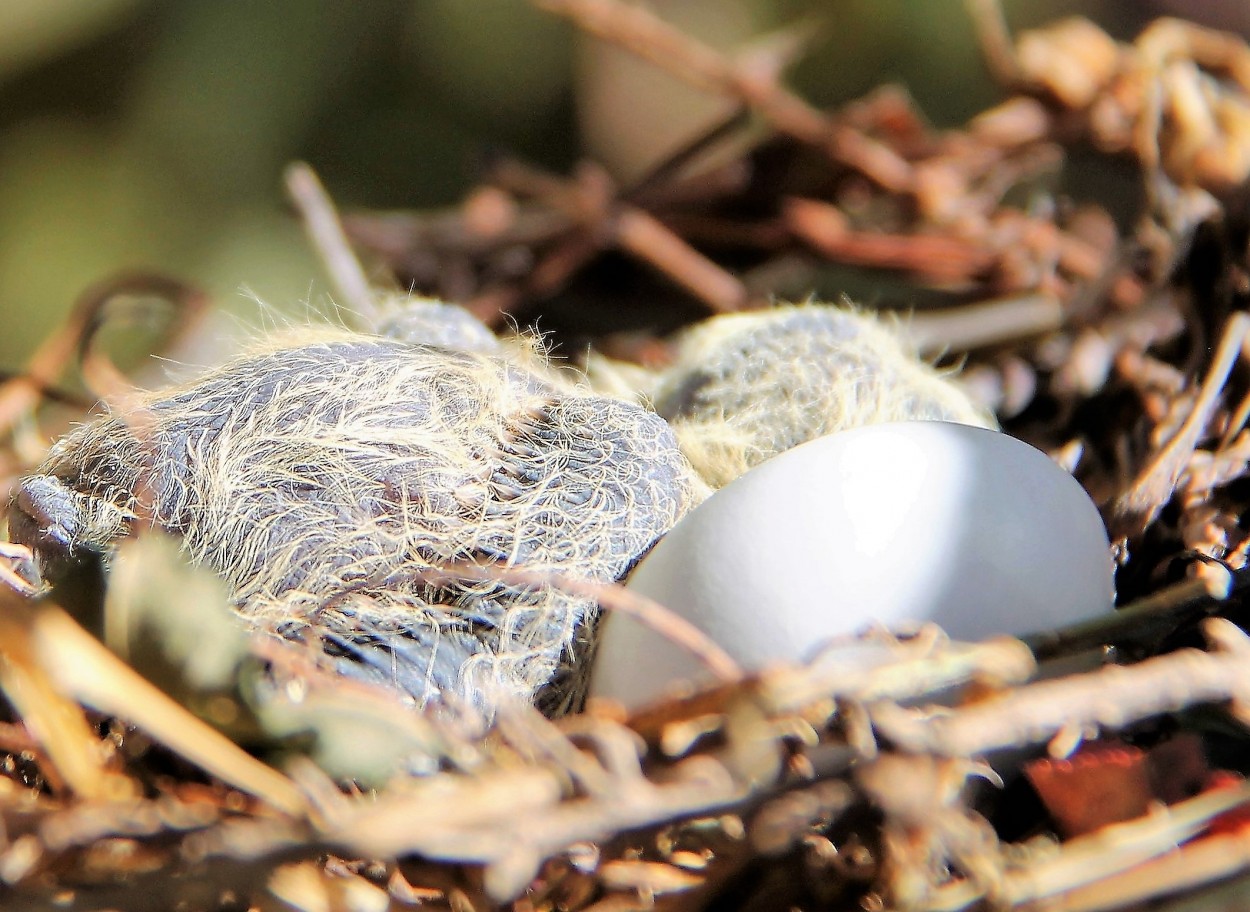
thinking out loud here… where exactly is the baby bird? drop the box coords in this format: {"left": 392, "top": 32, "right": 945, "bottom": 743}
{"left": 10, "top": 317, "right": 704, "bottom": 714}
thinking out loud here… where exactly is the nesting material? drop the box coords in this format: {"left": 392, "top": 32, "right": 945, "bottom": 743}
{"left": 650, "top": 305, "right": 997, "bottom": 487}
{"left": 9, "top": 328, "right": 704, "bottom": 711}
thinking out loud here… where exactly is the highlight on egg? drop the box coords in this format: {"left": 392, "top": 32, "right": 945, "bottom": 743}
{"left": 589, "top": 421, "right": 1116, "bottom": 709}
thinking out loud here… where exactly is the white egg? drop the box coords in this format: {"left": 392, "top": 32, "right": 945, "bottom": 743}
{"left": 590, "top": 421, "right": 1115, "bottom": 709}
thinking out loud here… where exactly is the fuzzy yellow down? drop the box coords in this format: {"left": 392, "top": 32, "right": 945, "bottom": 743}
{"left": 649, "top": 304, "right": 997, "bottom": 488}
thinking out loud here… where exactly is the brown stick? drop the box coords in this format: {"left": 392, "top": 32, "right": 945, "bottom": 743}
{"left": 872, "top": 618, "right": 1250, "bottom": 758}
{"left": 964, "top": 0, "right": 1020, "bottom": 85}
{"left": 616, "top": 208, "right": 749, "bottom": 312}
{"left": 533, "top": 0, "right": 913, "bottom": 189}
{"left": 1108, "top": 311, "right": 1250, "bottom": 539}
{"left": 285, "top": 161, "right": 380, "bottom": 328}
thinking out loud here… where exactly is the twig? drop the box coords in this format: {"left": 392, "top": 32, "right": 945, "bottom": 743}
{"left": 494, "top": 701, "right": 621, "bottom": 800}
{"left": 928, "top": 778, "right": 1250, "bottom": 911}
{"left": 624, "top": 108, "right": 753, "bottom": 201}
{"left": 533, "top": 0, "right": 828, "bottom": 144}
{"left": 758, "top": 633, "right": 1036, "bottom": 716}
{"left": 615, "top": 208, "right": 749, "bottom": 312}
{"left": 1051, "top": 823, "right": 1250, "bottom": 912}
{"left": 784, "top": 197, "right": 994, "bottom": 284}
{"left": 417, "top": 560, "right": 743, "bottom": 684}
{"left": 872, "top": 618, "right": 1250, "bottom": 758}
{"left": 0, "top": 595, "right": 128, "bottom": 801}
{"left": 1022, "top": 574, "right": 1235, "bottom": 662}
{"left": 964, "top": 0, "right": 1020, "bottom": 85}
{"left": 285, "top": 161, "right": 380, "bottom": 328}
{"left": 1108, "top": 311, "right": 1250, "bottom": 539}
{"left": 336, "top": 747, "right": 747, "bottom": 901}
{"left": 487, "top": 159, "right": 751, "bottom": 314}
{"left": 532, "top": 0, "right": 912, "bottom": 189}
{"left": 903, "top": 293, "right": 1065, "bottom": 352}
{"left": 30, "top": 605, "right": 307, "bottom": 817}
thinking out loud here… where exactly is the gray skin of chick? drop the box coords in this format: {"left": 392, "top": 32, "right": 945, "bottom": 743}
{"left": 9, "top": 310, "right": 703, "bottom": 714}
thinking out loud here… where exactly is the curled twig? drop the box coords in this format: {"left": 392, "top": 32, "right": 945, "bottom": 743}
{"left": 0, "top": 272, "right": 206, "bottom": 440}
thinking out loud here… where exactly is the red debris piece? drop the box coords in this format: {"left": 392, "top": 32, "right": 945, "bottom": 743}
{"left": 1026, "top": 733, "right": 1222, "bottom": 839}
{"left": 1200, "top": 771, "right": 1250, "bottom": 836}
{"left": 1026, "top": 741, "right": 1154, "bottom": 838}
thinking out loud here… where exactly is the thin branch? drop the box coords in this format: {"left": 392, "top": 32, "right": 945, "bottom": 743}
{"left": 0, "top": 595, "right": 127, "bottom": 801}
{"left": 929, "top": 779, "right": 1250, "bottom": 910}
{"left": 1022, "top": 573, "right": 1235, "bottom": 662}
{"left": 285, "top": 161, "right": 380, "bottom": 328}
{"left": 31, "top": 605, "right": 308, "bottom": 817}
{"left": 872, "top": 618, "right": 1250, "bottom": 758}
{"left": 615, "top": 208, "right": 749, "bottom": 312}
{"left": 418, "top": 560, "right": 743, "bottom": 683}
{"left": 903, "top": 293, "right": 1065, "bottom": 352}
{"left": 964, "top": 0, "right": 1020, "bottom": 85}
{"left": 1109, "top": 311, "right": 1250, "bottom": 539}
{"left": 533, "top": 0, "right": 913, "bottom": 189}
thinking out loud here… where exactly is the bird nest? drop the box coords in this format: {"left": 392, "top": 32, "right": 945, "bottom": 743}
{"left": 3, "top": 4, "right": 1250, "bottom": 911}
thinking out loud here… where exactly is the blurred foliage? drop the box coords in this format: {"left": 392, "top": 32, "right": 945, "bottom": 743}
{"left": 0, "top": 0, "right": 1242, "bottom": 370}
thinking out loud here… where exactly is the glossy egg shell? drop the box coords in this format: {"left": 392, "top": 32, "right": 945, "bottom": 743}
{"left": 590, "top": 421, "right": 1114, "bottom": 708}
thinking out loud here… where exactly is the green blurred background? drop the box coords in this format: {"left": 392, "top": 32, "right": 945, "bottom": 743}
{"left": 0, "top": 0, "right": 1243, "bottom": 370}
